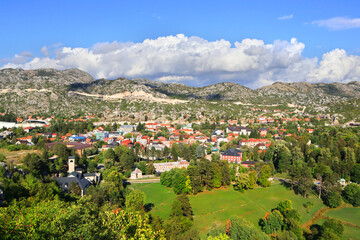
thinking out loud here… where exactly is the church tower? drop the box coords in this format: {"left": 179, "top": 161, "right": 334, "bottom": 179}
{"left": 68, "top": 156, "right": 75, "bottom": 173}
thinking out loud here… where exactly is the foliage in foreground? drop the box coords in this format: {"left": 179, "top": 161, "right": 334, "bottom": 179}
{"left": 207, "top": 216, "right": 269, "bottom": 240}
{"left": 0, "top": 198, "right": 165, "bottom": 240}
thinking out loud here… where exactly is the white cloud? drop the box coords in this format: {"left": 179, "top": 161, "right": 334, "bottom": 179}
{"left": 278, "top": 14, "right": 293, "bottom": 20}
{"left": 312, "top": 17, "right": 360, "bottom": 30}
{"left": 1, "top": 34, "right": 360, "bottom": 88}
{"left": 156, "top": 75, "right": 195, "bottom": 83}
{"left": 0, "top": 52, "right": 33, "bottom": 65}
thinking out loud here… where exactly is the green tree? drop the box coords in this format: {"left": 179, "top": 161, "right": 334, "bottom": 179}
{"left": 146, "top": 162, "right": 156, "bottom": 175}
{"left": 342, "top": 183, "right": 360, "bottom": 207}
{"left": 220, "top": 216, "right": 269, "bottom": 240}
{"left": 323, "top": 191, "right": 342, "bottom": 208}
{"left": 125, "top": 189, "right": 145, "bottom": 212}
{"left": 273, "top": 144, "right": 291, "bottom": 173}
{"left": 258, "top": 165, "right": 272, "bottom": 187}
{"left": 351, "top": 163, "right": 360, "bottom": 184}
{"left": 187, "top": 165, "right": 202, "bottom": 194}
{"left": 259, "top": 210, "right": 283, "bottom": 234}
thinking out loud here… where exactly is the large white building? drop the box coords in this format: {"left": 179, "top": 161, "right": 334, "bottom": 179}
{"left": 153, "top": 160, "right": 190, "bottom": 173}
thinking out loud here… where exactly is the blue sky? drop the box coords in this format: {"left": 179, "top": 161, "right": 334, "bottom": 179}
{"left": 2, "top": 0, "right": 360, "bottom": 87}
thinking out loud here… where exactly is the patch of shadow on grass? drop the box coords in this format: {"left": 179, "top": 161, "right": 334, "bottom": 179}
{"left": 144, "top": 203, "right": 155, "bottom": 212}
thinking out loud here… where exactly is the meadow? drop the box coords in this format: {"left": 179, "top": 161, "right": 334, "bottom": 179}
{"left": 131, "top": 180, "right": 325, "bottom": 237}
{"left": 324, "top": 207, "right": 360, "bottom": 226}
{"left": 315, "top": 218, "right": 360, "bottom": 240}
{"left": 0, "top": 148, "right": 41, "bottom": 165}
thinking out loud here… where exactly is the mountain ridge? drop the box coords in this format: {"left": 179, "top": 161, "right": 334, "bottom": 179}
{"left": 0, "top": 68, "right": 359, "bottom": 116}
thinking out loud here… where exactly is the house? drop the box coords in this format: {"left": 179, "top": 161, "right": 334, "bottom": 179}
{"left": 118, "top": 125, "right": 136, "bottom": 134}
{"left": 226, "top": 126, "right": 251, "bottom": 136}
{"left": 148, "top": 143, "right": 166, "bottom": 151}
{"left": 69, "top": 136, "right": 86, "bottom": 142}
{"left": 95, "top": 132, "right": 109, "bottom": 140}
{"left": 84, "top": 173, "right": 101, "bottom": 184}
{"left": 220, "top": 148, "right": 242, "bottom": 164}
{"left": 212, "top": 129, "right": 223, "bottom": 136}
{"left": 258, "top": 128, "right": 268, "bottom": 137}
{"left": 239, "top": 138, "right": 271, "bottom": 148}
{"left": 153, "top": 160, "right": 190, "bottom": 173}
{"left": 130, "top": 168, "right": 143, "bottom": 179}
{"left": 241, "top": 161, "right": 255, "bottom": 168}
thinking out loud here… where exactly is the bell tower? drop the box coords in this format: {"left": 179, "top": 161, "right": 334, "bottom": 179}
{"left": 68, "top": 156, "right": 75, "bottom": 173}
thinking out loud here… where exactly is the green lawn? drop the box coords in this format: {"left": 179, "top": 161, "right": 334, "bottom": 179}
{"left": 324, "top": 207, "right": 360, "bottom": 226}
{"left": 322, "top": 207, "right": 360, "bottom": 240}
{"left": 130, "top": 182, "right": 177, "bottom": 220}
{"left": 316, "top": 217, "right": 360, "bottom": 240}
{"left": 188, "top": 181, "right": 324, "bottom": 236}
{"left": 131, "top": 180, "right": 325, "bottom": 237}
{"left": 343, "top": 225, "right": 360, "bottom": 240}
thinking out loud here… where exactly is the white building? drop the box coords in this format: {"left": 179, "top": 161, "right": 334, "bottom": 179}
{"left": 153, "top": 160, "right": 190, "bottom": 173}
{"left": 131, "top": 168, "right": 143, "bottom": 179}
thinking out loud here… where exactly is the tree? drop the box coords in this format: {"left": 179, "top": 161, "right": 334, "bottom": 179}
{"left": 187, "top": 165, "right": 202, "bottom": 194}
{"left": 125, "top": 189, "right": 145, "bottom": 211}
{"left": 176, "top": 194, "right": 193, "bottom": 219}
{"left": 259, "top": 210, "right": 283, "bottom": 234}
{"left": 219, "top": 161, "right": 231, "bottom": 186}
{"left": 104, "top": 148, "right": 116, "bottom": 161}
{"left": 323, "top": 191, "right": 342, "bottom": 208}
{"left": 295, "top": 165, "right": 313, "bottom": 197}
{"left": 146, "top": 162, "right": 156, "bottom": 175}
{"left": 219, "top": 216, "right": 269, "bottom": 240}
{"left": 234, "top": 173, "right": 251, "bottom": 192}
{"left": 68, "top": 181, "right": 81, "bottom": 196}
{"left": 165, "top": 198, "right": 194, "bottom": 239}
{"left": 198, "top": 158, "right": 213, "bottom": 190}
{"left": 276, "top": 200, "right": 293, "bottom": 215}
{"left": 273, "top": 144, "right": 291, "bottom": 173}
{"left": 137, "top": 161, "right": 147, "bottom": 173}
{"left": 258, "top": 165, "right": 272, "bottom": 187}
{"left": 171, "top": 145, "right": 179, "bottom": 161}
{"left": 351, "top": 163, "right": 360, "bottom": 184}
{"left": 321, "top": 218, "right": 344, "bottom": 238}
{"left": 172, "top": 170, "right": 192, "bottom": 195}
{"left": 212, "top": 163, "right": 222, "bottom": 188}
{"left": 342, "top": 183, "right": 360, "bottom": 207}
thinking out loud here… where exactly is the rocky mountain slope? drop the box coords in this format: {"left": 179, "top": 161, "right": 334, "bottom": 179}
{"left": 0, "top": 68, "right": 359, "bottom": 117}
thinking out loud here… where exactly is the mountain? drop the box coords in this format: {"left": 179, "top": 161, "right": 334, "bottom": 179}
{"left": 0, "top": 68, "right": 360, "bottom": 119}
{"left": 0, "top": 68, "right": 94, "bottom": 87}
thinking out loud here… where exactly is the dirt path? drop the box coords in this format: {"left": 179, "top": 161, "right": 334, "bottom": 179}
{"left": 301, "top": 207, "right": 331, "bottom": 230}
{"left": 302, "top": 204, "right": 360, "bottom": 230}
{"left": 126, "top": 178, "right": 160, "bottom": 183}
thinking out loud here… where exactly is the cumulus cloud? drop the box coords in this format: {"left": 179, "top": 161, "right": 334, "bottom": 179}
{"left": 312, "top": 17, "right": 360, "bottom": 30}
{"left": 278, "top": 14, "right": 293, "bottom": 20}
{"left": 1, "top": 34, "right": 360, "bottom": 88}
{"left": 156, "top": 75, "right": 195, "bottom": 83}
{"left": 0, "top": 52, "right": 33, "bottom": 65}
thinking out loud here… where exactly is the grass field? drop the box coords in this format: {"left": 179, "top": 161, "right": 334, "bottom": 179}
{"left": 131, "top": 181, "right": 325, "bottom": 237}
{"left": 130, "top": 182, "right": 177, "bottom": 220}
{"left": 316, "top": 216, "right": 360, "bottom": 240}
{"left": 324, "top": 207, "right": 360, "bottom": 226}
{"left": 0, "top": 148, "right": 41, "bottom": 165}
{"left": 323, "top": 207, "right": 360, "bottom": 240}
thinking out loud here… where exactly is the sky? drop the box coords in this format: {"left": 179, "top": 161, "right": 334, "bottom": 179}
{"left": 1, "top": 0, "right": 360, "bottom": 88}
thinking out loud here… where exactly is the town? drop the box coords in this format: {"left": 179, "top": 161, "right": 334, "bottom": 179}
{"left": 0, "top": 105, "right": 359, "bottom": 239}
